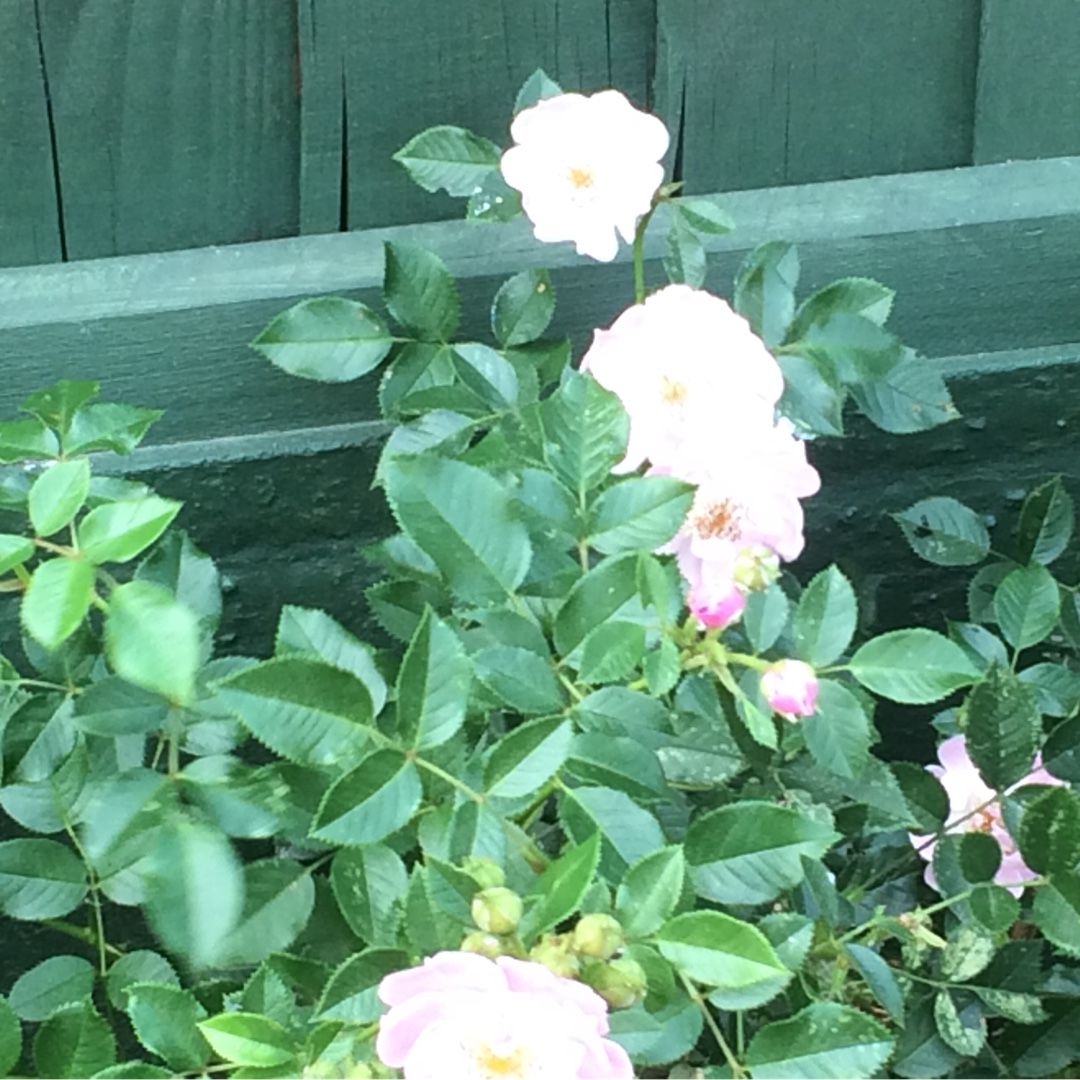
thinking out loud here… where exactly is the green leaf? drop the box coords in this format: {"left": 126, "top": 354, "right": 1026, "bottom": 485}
{"left": 799, "top": 312, "right": 903, "bottom": 386}
{"left": 673, "top": 196, "right": 734, "bottom": 235}
{"left": 252, "top": 297, "right": 394, "bottom": 382}
{"left": 559, "top": 787, "right": 665, "bottom": 882}
{"left": 849, "top": 628, "right": 979, "bottom": 704}
{"left": 644, "top": 639, "right": 680, "bottom": 697}
{"left": 540, "top": 372, "right": 628, "bottom": 499}
{"left": 311, "top": 750, "right": 422, "bottom": 845}
{"left": 276, "top": 605, "right": 386, "bottom": 714}
{"left": 392, "top": 125, "right": 501, "bottom": 196}
{"left": 1032, "top": 871, "right": 1080, "bottom": 957}
{"left": 588, "top": 476, "right": 694, "bottom": 555}
{"left": 802, "top": 679, "right": 874, "bottom": 779}
{"left": 615, "top": 847, "right": 686, "bottom": 939}
{"left": 77, "top": 496, "right": 182, "bottom": 565}
{"left": 9, "top": 956, "right": 95, "bottom": 1021}
{"left": 891, "top": 760, "right": 949, "bottom": 831}
{"left": 994, "top": 563, "right": 1060, "bottom": 650}
{"left": 776, "top": 351, "right": 845, "bottom": 437}
{"left": 465, "top": 170, "right": 522, "bottom": 222}
{"left": 1018, "top": 477, "right": 1074, "bottom": 565}
{"left": 491, "top": 269, "right": 555, "bottom": 347}
{"left": 787, "top": 277, "right": 895, "bottom": 341}
{"left": 895, "top": 496, "right": 990, "bottom": 566}
{"left": 484, "top": 717, "right": 572, "bottom": 798}
{"left": 383, "top": 455, "right": 531, "bottom": 605}
{"left": 950, "top": 620, "right": 1010, "bottom": 671}
{"left": 222, "top": 859, "right": 317, "bottom": 967}
{"left": 959, "top": 831, "right": 1002, "bottom": 882}
{"left": 747, "top": 1002, "right": 893, "bottom": 1080}
{"left": 663, "top": 214, "right": 706, "bottom": 287}
{"left": 685, "top": 802, "right": 838, "bottom": 904}
{"left": 844, "top": 944, "right": 904, "bottom": 1024}
{"left": 330, "top": 846, "right": 407, "bottom": 946}
{"left": 514, "top": 68, "right": 562, "bottom": 111}
{"left": 934, "top": 991, "right": 986, "bottom": 1057}
{"left": 793, "top": 565, "right": 857, "bottom": 666}
{"left": 578, "top": 621, "right": 645, "bottom": 684}
{"left": 143, "top": 821, "right": 243, "bottom": 969}
{"left": 567, "top": 733, "right": 667, "bottom": 799}
{"left": 33, "top": 1002, "right": 115, "bottom": 1079}
{"left": 744, "top": 584, "right": 791, "bottom": 653}
{"left": 970, "top": 883, "right": 1021, "bottom": 932}
{"left": 197, "top": 1013, "right": 297, "bottom": 1068}
{"left": 849, "top": 350, "right": 958, "bottom": 433}
{"left": 125, "top": 984, "right": 210, "bottom": 1072}
{"left": 0, "top": 533, "right": 34, "bottom": 575}
{"left": 63, "top": 404, "right": 163, "bottom": 456}
{"left": 964, "top": 665, "right": 1041, "bottom": 789}
{"left": 0, "top": 418, "right": 59, "bottom": 462}
{"left": 655, "top": 911, "right": 787, "bottom": 990}
{"left": 0, "top": 838, "right": 87, "bottom": 919}
{"left": 474, "top": 645, "right": 562, "bottom": 715}
{"left": 383, "top": 242, "right": 459, "bottom": 341}
{"left": 215, "top": 656, "right": 373, "bottom": 768}
{"left": 28, "top": 459, "right": 90, "bottom": 537}
{"left": 941, "top": 924, "right": 996, "bottom": 981}
{"left": 21, "top": 380, "right": 99, "bottom": 435}
{"left": 1044, "top": 716, "right": 1080, "bottom": 782}
{"left": 21, "top": 557, "right": 95, "bottom": 650}
{"left": 1018, "top": 786, "right": 1080, "bottom": 875}
{"left": 1018, "top": 662, "right": 1080, "bottom": 718}
{"left": 105, "top": 581, "right": 199, "bottom": 706}
{"left": 0, "top": 997, "right": 20, "bottom": 1077}
{"left": 554, "top": 554, "right": 638, "bottom": 656}
{"left": 105, "top": 951, "right": 180, "bottom": 1010}
{"left": 315, "top": 948, "right": 407, "bottom": 1023}
{"left": 452, "top": 343, "right": 520, "bottom": 408}
{"left": 397, "top": 608, "right": 470, "bottom": 747}
{"left": 733, "top": 241, "right": 799, "bottom": 348}
{"left": 520, "top": 832, "right": 602, "bottom": 940}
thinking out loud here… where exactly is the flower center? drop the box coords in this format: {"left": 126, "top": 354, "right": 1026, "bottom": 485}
{"left": 567, "top": 165, "right": 595, "bottom": 189}
{"left": 474, "top": 1042, "right": 531, "bottom": 1079}
{"left": 660, "top": 375, "right": 689, "bottom": 403}
{"left": 692, "top": 498, "right": 742, "bottom": 540}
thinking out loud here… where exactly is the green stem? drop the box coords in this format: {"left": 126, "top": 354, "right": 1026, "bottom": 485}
{"left": 722, "top": 650, "right": 772, "bottom": 673}
{"left": 679, "top": 973, "right": 746, "bottom": 1079}
{"left": 632, "top": 205, "right": 658, "bottom": 304}
{"left": 42, "top": 918, "right": 123, "bottom": 959}
{"left": 556, "top": 671, "right": 584, "bottom": 703}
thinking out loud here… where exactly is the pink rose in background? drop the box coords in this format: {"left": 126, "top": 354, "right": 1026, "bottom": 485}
{"left": 909, "top": 734, "right": 1065, "bottom": 897}
{"left": 760, "top": 659, "right": 819, "bottom": 720}
{"left": 376, "top": 951, "right": 633, "bottom": 1079}
{"left": 581, "top": 285, "right": 785, "bottom": 473}
{"left": 501, "top": 90, "right": 669, "bottom": 262}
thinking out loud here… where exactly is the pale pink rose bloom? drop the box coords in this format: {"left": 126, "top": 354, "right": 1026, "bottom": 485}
{"left": 909, "top": 734, "right": 1065, "bottom": 897}
{"left": 760, "top": 659, "right": 819, "bottom": 720}
{"left": 501, "top": 89, "right": 669, "bottom": 262}
{"left": 376, "top": 951, "right": 633, "bottom": 1079}
{"left": 581, "top": 285, "right": 785, "bottom": 472}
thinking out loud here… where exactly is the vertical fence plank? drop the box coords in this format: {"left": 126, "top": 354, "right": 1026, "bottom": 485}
{"left": 0, "top": 0, "right": 62, "bottom": 267}
{"left": 35, "top": 0, "right": 300, "bottom": 260}
{"left": 974, "top": 0, "right": 1080, "bottom": 164}
{"left": 655, "top": 0, "right": 980, "bottom": 194}
{"left": 299, "top": 0, "right": 656, "bottom": 232}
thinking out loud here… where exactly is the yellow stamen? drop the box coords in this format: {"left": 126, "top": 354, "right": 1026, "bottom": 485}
{"left": 567, "top": 165, "right": 594, "bottom": 189}
{"left": 475, "top": 1044, "right": 529, "bottom": 1078}
{"left": 692, "top": 498, "right": 741, "bottom": 540}
{"left": 660, "top": 375, "right": 688, "bottom": 403}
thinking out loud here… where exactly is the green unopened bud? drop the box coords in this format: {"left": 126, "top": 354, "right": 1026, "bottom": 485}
{"left": 529, "top": 933, "right": 581, "bottom": 979}
{"left": 460, "top": 931, "right": 504, "bottom": 959}
{"left": 471, "top": 886, "right": 523, "bottom": 935}
{"left": 733, "top": 545, "right": 781, "bottom": 592}
{"left": 462, "top": 856, "right": 505, "bottom": 890}
{"left": 581, "top": 958, "right": 648, "bottom": 1010}
{"left": 571, "top": 913, "right": 625, "bottom": 959}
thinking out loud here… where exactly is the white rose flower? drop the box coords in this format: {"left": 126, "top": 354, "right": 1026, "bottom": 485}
{"left": 501, "top": 90, "right": 669, "bottom": 262}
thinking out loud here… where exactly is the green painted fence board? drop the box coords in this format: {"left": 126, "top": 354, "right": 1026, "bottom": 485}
{"left": 974, "top": 0, "right": 1080, "bottom": 165}
{"left": 0, "top": 0, "right": 62, "bottom": 267}
{"left": 656, "top": 0, "right": 980, "bottom": 193}
{"left": 33, "top": 0, "right": 299, "bottom": 261}
{"left": 298, "top": 0, "right": 656, "bottom": 232}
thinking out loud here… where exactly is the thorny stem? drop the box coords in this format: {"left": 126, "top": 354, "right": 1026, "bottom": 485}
{"left": 679, "top": 972, "right": 747, "bottom": 1079}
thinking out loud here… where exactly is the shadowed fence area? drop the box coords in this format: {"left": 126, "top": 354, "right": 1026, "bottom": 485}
{"left": 3, "top": 0, "right": 1079, "bottom": 268}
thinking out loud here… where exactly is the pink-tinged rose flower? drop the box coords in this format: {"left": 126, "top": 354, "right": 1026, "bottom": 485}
{"left": 501, "top": 89, "right": 669, "bottom": 263}
{"left": 376, "top": 951, "right": 633, "bottom": 1079}
{"left": 909, "top": 734, "right": 1065, "bottom": 897}
{"left": 581, "top": 284, "right": 785, "bottom": 472}
{"left": 760, "top": 659, "right": 819, "bottom": 720}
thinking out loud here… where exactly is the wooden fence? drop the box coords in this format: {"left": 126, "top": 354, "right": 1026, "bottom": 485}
{"left": 3, "top": 0, "right": 1079, "bottom": 268}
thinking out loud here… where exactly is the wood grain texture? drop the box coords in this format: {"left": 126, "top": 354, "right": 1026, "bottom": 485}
{"left": 0, "top": 0, "right": 63, "bottom": 267}
{"left": 975, "top": 0, "right": 1080, "bottom": 164}
{"left": 298, "top": 0, "right": 656, "bottom": 232}
{"left": 1, "top": 156, "right": 1078, "bottom": 446}
{"left": 33, "top": 0, "right": 300, "bottom": 261}
{"left": 656, "top": 0, "right": 980, "bottom": 193}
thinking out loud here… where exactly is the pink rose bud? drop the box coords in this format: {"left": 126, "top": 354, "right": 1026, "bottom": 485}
{"left": 689, "top": 581, "right": 746, "bottom": 630}
{"left": 761, "top": 659, "right": 819, "bottom": 720}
